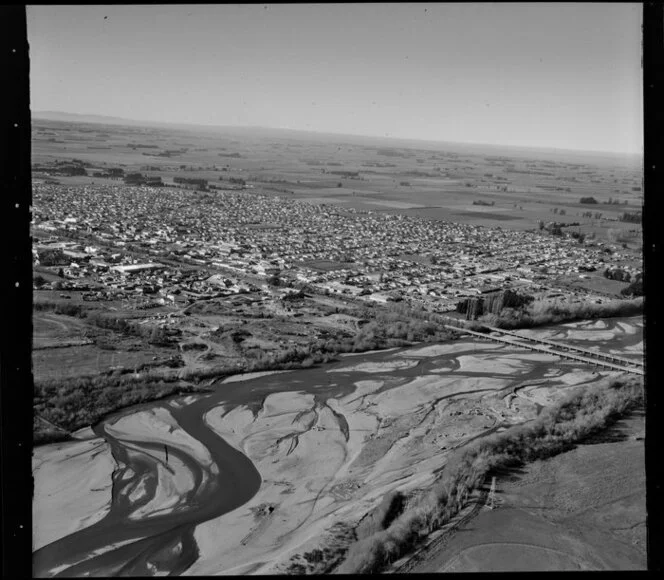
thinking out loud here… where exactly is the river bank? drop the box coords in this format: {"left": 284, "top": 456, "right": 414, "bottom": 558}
{"left": 33, "top": 316, "right": 643, "bottom": 576}
{"left": 404, "top": 406, "right": 646, "bottom": 572}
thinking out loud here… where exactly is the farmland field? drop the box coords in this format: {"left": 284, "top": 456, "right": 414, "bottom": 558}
{"left": 32, "top": 117, "right": 643, "bottom": 245}
{"left": 30, "top": 114, "right": 645, "bottom": 577}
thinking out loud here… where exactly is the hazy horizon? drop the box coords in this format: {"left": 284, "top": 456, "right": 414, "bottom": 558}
{"left": 28, "top": 4, "right": 643, "bottom": 155}
{"left": 32, "top": 109, "right": 642, "bottom": 162}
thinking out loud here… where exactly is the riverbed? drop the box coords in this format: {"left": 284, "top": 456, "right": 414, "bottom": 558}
{"left": 32, "top": 316, "right": 643, "bottom": 577}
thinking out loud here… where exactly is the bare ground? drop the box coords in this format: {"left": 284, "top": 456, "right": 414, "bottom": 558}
{"left": 402, "top": 407, "right": 646, "bottom": 572}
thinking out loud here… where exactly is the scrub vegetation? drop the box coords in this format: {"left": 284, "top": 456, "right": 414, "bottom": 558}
{"left": 33, "top": 300, "right": 455, "bottom": 444}
{"left": 479, "top": 296, "right": 643, "bottom": 329}
{"left": 335, "top": 375, "right": 644, "bottom": 574}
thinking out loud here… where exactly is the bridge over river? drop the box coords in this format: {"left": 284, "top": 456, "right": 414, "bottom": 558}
{"left": 444, "top": 325, "right": 644, "bottom": 376}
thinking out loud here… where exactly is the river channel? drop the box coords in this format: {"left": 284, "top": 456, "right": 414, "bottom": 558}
{"left": 32, "top": 316, "right": 643, "bottom": 577}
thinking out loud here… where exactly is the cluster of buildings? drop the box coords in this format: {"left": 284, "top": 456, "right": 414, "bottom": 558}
{"left": 33, "top": 237, "right": 255, "bottom": 307}
{"left": 32, "top": 183, "right": 642, "bottom": 311}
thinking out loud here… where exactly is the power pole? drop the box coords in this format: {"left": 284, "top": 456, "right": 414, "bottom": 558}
{"left": 486, "top": 476, "right": 497, "bottom": 510}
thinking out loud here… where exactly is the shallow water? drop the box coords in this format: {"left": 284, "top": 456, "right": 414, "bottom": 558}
{"left": 32, "top": 316, "right": 643, "bottom": 577}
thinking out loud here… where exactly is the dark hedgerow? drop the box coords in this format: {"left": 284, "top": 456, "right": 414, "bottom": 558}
{"left": 480, "top": 297, "right": 643, "bottom": 330}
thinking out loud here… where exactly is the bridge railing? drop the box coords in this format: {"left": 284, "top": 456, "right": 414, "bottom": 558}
{"left": 444, "top": 325, "right": 644, "bottom": 376}
{"left": 483, "top": 326, "right": 644, "bottom": 368}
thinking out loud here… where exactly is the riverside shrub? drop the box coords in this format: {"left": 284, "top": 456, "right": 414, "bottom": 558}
{"left": 336, "top": 376, "right": 643, "bottom": 574}
{"left": 481, "top": 297, "right": 643, "bottom": 329}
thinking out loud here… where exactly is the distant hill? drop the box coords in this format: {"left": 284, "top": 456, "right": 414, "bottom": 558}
{"left": 31, "top": 111, "right": 641, "bottom": 166}
{"left": 33, "top": 111, "right": 162, "bottom": 127}
{"left": 32, "top": 110, "right": 329, "bottom": 137}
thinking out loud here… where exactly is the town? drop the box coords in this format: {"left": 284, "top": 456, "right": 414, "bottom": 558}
{"left": 33, "top": 181, "right": 642, "bottom": 315}
{"left": 25, "top": 3, "right": 648, "bottom": 577}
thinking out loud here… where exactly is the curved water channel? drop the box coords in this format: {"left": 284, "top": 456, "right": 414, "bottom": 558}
{"left": 32, "top": 317, "right": 643, "bottom": 577}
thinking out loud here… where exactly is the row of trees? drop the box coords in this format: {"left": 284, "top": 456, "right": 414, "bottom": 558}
{"left": 218, "top": 176, "right": 246, "bottom": 186}
{"left": 34, "top": 299, "right": 173, "bottom": 345}
{"left": 480, "top": 296, "right": 644, "bottom": 329}
{"left": 36, "top": 248, "right": 67, "bottom": 266}
{"left": 620, "top": 211, "right": 642, "bottom": 224}
{"left": 603, "top": 267, "right": 634, "bottom": 282}
{"left": 569, "top": 231, "right": 586, "bottom": 243}
{"left": 124, "top": 173, "right": 163, "bottom": 186}
{"left": 621, "top": 278, "right": 644, "bottom": 297}
{"left": 174, "top": 176, "right": 208, "bottom": 187}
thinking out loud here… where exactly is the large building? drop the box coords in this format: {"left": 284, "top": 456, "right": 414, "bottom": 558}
{"left": 111, "top": 263, "right": 165, "bottom": 275}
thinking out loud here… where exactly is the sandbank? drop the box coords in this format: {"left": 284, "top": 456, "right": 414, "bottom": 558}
{"left": 105, "top": 407, "right": 214, "bottom": 469}
{"left": 33, "top": 438, "right": 115, "bottom": 551}
{"left": 221, "top": 370, "right": 292, "bottom": 384}
{"left": 395, "top": 341, "right": 501, "bottom": 358}
{"left": 327, "top": 359, "right": 419, "bottom": 373}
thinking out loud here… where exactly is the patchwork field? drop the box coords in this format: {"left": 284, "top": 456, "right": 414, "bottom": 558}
{"left": 31, "top": 114, "right": 644, "bottom": 576}
{"left": 32, "top": 116, "right": 643, "bottom": 245}
{"left": 32, "top": 307, "right": 180, "bottom": 381}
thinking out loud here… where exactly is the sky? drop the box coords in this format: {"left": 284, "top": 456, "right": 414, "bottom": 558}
{"left": 27, "top": 3, "right": 643, "bottom": 154}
